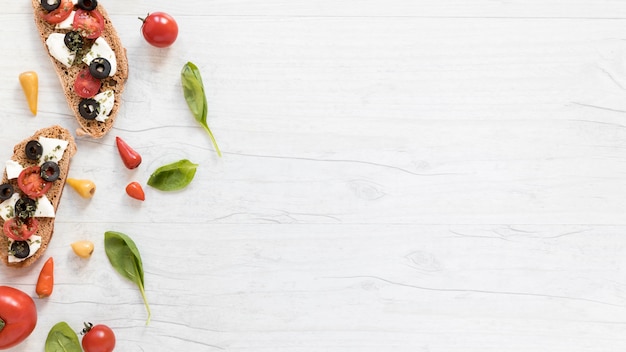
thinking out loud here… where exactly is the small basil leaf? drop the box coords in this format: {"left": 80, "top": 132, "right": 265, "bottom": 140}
{"left": 45, "top": 322, "right": 81, "bottom": 352}
{"left": 181, "top": 61, "right": 221, "bottom": 157}
{"left": 104, "top": 231, "right": 151, "bottom": 325}
{"left": 147, "top": 159, "right": 198, "bottom": 191}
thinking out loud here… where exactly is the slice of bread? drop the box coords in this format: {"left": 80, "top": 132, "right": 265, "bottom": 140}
{"left": 0, "top": 125, "right": 77, "bottom": 268}
{"left": 31, "top": 0, "right": 129, "bottom": 138}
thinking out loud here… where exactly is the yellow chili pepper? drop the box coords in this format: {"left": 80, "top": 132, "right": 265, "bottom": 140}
{"left": 19, "top": 71, "right": 38, "bottom": 116}
{"left": 66, "top": 178, "right": 96, "bottom": 198}
{"left": 71, "top": 240, "right": 94, "bottom": 258}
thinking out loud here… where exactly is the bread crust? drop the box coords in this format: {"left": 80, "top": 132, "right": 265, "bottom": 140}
{"left": 0, "top": 125, "right": 77, "bottom": 268}
{"left": 32, "top": 0, "right": 129, "bottom": 138}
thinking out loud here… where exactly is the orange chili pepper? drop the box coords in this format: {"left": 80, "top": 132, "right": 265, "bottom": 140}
{"left": 19, "top": 71, "right": 38, "bottom": 116}
{"left": 36, "top": 257, "right": 54, "bottom": 298}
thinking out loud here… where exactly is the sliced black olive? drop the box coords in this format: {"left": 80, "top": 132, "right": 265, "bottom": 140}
{"left": 76, "top": 0, "right": 98, "bottom": 11}
{"left": 78, "top": 98, "right": 100, "bottom": 120}
{"left": 25, "top": 140, "right": 43, "bottom": 160}
{"left": 10, "top": 240, "right": 30, "bottom": 259}
{"left": 40, "top": 0, "right": 60, "bottom": 12}
{"left": 89, "top": 58, "right": 112, "bottom": 79}
{"left": 40, "top": 161, "right": 60, "bottom": 182}
{"left": 64, "top": 31, "right": 84, "bottom": 52}
{"left": 0, "top": 184, "right": 13, "bottom": 201}
{"left": 15, "top": 197, "right": 37, "bottom": 220}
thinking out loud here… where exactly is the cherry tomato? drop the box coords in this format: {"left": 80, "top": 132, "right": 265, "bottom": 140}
{"left": 73, "top": 9, "right": 105, "bottom": 39}
{"left": 74, "top": 68, "right": 102, "bottom": 99}
{"left": 17, "top": 166, "right": 52, "bottom": 198}
{"left": 140, "top": 12, "right": 179, "bottom": 48}
{"left": 41, "top": 0, "right": 73, "bottom": 24}
{"left": 82, "top": 323, "right": 115, "bottom": 352}
{"left": 3, "top": 217, "right": 39, "bottom": 241}
{"left": 115, "top": 137, "right": 142, "bottom": 169}
{"left": 125, "top": 182, "right": 145, "bottom": 201}
{"left": 0, "top": 286, "right": 37, "bottom": 349}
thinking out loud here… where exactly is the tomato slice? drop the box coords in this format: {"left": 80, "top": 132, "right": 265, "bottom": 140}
{"left": 73, "top": 9, "right": 105, "bottom": 39}
{"left": 74, "top": 68, "right": 102, "bottom": 98}
{"left": 41, "top": 0, "right": 74, "bottom": 24}
{"left": 17, "top": 166, "right": 52, "bottom": 199}
{"left": 3, "top": 217, "right": 39, "bottom": 241}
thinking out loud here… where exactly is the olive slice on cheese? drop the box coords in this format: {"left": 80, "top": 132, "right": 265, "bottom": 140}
{"left": 40, "top": 0, "right": 61, "bottom": 12}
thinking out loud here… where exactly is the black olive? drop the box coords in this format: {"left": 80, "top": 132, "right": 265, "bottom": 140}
{"left": 15, "top": 197, "right": 37, "bottom": 220}
{"left": 0, "top": 184, "right": 13, "bottom": 201}
{"left": 40, "top": 0, "right": 60, "bottom": 12}
{"left": 64, "top": 31, "right": 84, "bottom": 52}
{"left": 89, "top": 58, "right": 112, "bottom": 79}
{"left": 76, "top": 0, "right": 98, "bottom": 11}
{"left": 25, "top": 140, "right": 43, "bottom": 160}
{"left": 78, "top": 98, "right": 100, "bottom": 120}
{"left": 10, "top": 240, "right": 30, "bottom": 259}
{"left": 40, "top": 161, "right": 60, "bottom": 182}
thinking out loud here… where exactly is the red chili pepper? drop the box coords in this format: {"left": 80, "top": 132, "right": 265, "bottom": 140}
{"left": 125, "top": 182, "right": 145, "bottom": 201}
{"left": 36, "top": 257, "right": 54, "bottom": 298}
{"left": 115, "top": 137, "right": 142, "bottom": 169}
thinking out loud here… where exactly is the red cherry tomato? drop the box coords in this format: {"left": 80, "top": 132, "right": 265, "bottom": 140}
{"left": 140, "top": 12, "right": 179, "bottom": 48}
{"left": 125, "top": 182, "right": 145, "bottom": 201}
{"left": 0, "top": 286, "right": 37, "bottom": 349}
{"left": 3, "top": 217, "right": 39, "bottom": 241}
{"left": 82, "top": 323, "right": 115, "bottom": 352}
{"left": 73, "top": 9, "right": 105, "bottom": 39}
{"left": 17, "top": 166, "right": 52, "bottom": 198}
{"left": 74, "top": 68, "right": 102, "bottom": 99}
{"left": 115, "top": 137, "right": 142, "bottom": 169}
{"left": 41, "top": 0, "right": 73, "bottom": 24}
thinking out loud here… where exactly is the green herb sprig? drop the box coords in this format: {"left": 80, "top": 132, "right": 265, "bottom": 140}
{"left": 147, "top": 159, "right": 198, "bottom": 191}
{"left": 45, "top": 322, "right": 81, "bottom": 352}
{"left": 104, "top": 231, "right": 151, "bottom": 325}
{"left": 181, "top": 61, "right": 221, "bottom": 157}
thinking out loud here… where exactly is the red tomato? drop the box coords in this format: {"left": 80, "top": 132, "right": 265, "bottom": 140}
{"left": 3, "top": 217, "right": 39, "bottom": 241}
{"left": 0, "top": 286, "right": 37, "bottom": 349}
{"left": 17, "top": 166, "right": 52, "bottom": 198}
{"left": 125, "top": 182, "right": 145, "bottom": 201}
{"left": 140, "top": 12, "right": 179, "bottom": 48}
{"left": 41, "top": 0, "right": 73, "bottom": 24}
{"left": 74, "top": 68, "right": 102, "bottom": 99}
{"left": 82, "top": 323, "right": 115, "bottom": 352}
{"left": 73, "top": 9, "right": 105, "bottom": 39}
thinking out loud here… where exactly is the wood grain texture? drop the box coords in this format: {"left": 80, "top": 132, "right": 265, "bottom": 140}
{"left": 2, "top": 0, "right": 626, "bottom": 351}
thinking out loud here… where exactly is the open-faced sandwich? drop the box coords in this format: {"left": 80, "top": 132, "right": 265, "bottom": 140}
{"left": 32, "top": 0, "right": 129, "bottom": 138}
{"left": 0, "top": 125, "right": 77, "bottom": 268}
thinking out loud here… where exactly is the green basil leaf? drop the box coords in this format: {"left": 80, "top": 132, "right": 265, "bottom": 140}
{"left": 147, "top": 159, "right": 198, "bottom": 191}
{"left": 181, "top": 61, "right": 222, "bottom": 157}
{"left": 45, "top": 322, "right": 81, "bottom": 352}
{"left": 104, "top": 231, "right": 151, "bottom": 324}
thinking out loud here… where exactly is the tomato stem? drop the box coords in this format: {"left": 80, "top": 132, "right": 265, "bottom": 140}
{"left": 0, "top": 317, "right": 4, "bottom": 332}
{"left": 138, "top": 13, "right": 150, "bottom": 23}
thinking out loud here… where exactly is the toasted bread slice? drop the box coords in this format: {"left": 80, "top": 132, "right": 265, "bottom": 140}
{"left": 0, "top": 125, "right": 77, "bottom": 268}
{"left": 32, "top": 0, "right": 129, "bottom": 138}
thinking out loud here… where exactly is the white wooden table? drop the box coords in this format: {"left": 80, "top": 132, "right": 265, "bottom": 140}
{"left": 3, "top": 1, "right": 626, "bottom": 350}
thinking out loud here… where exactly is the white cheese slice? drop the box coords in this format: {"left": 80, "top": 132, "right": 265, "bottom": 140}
{"left": 5, "top": 160, "right": 23, "bottom": 180}
{"left": 46, "top": 33, "right": 76, "bottom": 68}
{"left": 0, "top": 193, "right": 19, "bottom": 221}
{"left": 93, "top": 90, "right": 115, "bottom": 122}
{"left": 38, "top": 137, "right": 69, "bottom": 165}
{"left": 8, "top": 235, "right": 42, "bottom": 263}
{"left": 82, "top": 37, "right": 117, "bottom": 76}
{"left": 35, "top": 196, "right": 55, "bottom": 218}
{"left": 55, "top": 11, "right": 76, "bottom": 30}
